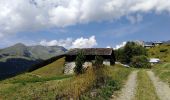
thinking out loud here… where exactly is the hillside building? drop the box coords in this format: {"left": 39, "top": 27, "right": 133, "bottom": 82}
{"left": 64, "top": 48, "right": 115, "bottom": 74}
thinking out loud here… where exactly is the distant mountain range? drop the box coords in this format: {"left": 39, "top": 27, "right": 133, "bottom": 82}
{"left": 143, "top": 40, "right": 170, "bottom": 45}
{"left": 0, "top": 43, "right": 67, "bottom": 80}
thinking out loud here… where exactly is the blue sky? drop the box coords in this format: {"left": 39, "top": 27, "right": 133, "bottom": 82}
{"left": 0, "top": 0, "right": 170, "bottom": 49}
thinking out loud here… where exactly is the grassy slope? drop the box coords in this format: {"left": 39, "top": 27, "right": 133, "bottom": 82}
{"left": 148, "top": 44, "right": 170, "bottom": 62}
{"left": 0, "top": 57, "right": 71, "bottom": 99}
{"left": 0, "top": 62, "right": 132, "bottom": 99}
{"left": 148, "top": 44, "right": 170, "bottom": 86}
{"left": 135, "top": 70, "right": 159, "bottom": 100}
{"left": 31, "top": 57, "right": 65, "bottom": 77}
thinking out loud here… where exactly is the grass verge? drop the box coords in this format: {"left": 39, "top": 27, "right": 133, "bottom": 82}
{"left": 80, "top": 64, "right": 133, "bottom": 100}
{"left": 152, "top": 63, "right": 170, "bottom": 86}
{"left": 134, "top": 70, "right": 159, "bottom": 100}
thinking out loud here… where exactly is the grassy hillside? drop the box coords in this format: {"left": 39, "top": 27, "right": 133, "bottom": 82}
{"left": 31, "top": 57, "right": 65, "bottom": 77}
{"left": 148, "top": 44, "right": 170, "bottom": 86}
{"left": 0, "top": 58, "right": 67, "bottom": 84}
{"left": 0, "top": 58, "right": 133, "bottom": 99}
{"left": 148, "top": 44, "right": 170, "bottom": 62}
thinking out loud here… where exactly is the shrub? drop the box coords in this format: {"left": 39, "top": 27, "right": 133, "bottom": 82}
{"left": 115, "top": 42, "right": 147, "bottom": 64}
{"left": 131, "top": 55, "right": 151, "bottom": 68}
{"left": 94, "top": 56, "right": 104, "bottom": 68}
{"left": 74, "top": 51, "right": 85, "bottom": 75}
{"left": 160, "top": 48, "right": 168, "bottom": 52}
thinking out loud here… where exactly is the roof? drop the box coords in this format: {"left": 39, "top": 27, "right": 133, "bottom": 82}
{"left": 65, "top": 48, "right": 113, "bottom": 56}
{"left": 144, "top": 45, "right": 154, "bottom": 47}
{"left": 153, "top": 41, "right": 163, "bottom": 44}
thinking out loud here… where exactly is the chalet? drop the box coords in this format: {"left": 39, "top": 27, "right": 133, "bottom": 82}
{"left": 144, "top": 44, "right": 154, "bottom": 48}
{"left": 144, "top": 42, "right": 155, "bottom": 48}
{"left": 144, "top": 41, "right": 163, "bottom": 48}
{"left": 64, "top": 48, "right": 115, "bottom": 74}
{"left": 153, "top": 41, "right": 163, "bottom": 46}
{"left": 149, "top": 58, "right": 160, "bottom": 65}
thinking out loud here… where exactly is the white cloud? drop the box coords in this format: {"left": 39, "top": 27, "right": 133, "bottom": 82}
{"left": 40, "top": 35, "right": 97, "bottom": 48}
{"left": 71, "top": 35, "right": 97, "bottom": 48}
{"left": 114, "top": 41, "right": 127, "bottom": 50}
{"left": 40, "top": 38, "right": 73, "bottom": 47}
{"left": 127, "top": 14, "right": 143, "bottom": 24}
{"left": 106, "top": 46, "right": 112, "bottom": 48}
{"left": 1, "top": 0, "right": 170, "bottom": 38}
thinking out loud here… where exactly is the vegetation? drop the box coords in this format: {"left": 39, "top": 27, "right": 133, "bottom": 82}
{"left": 75, "top": 51, "right": 86, "bottom": 75}
{"left": 131, "top": 55, "right": 151, "bottom": 68}
{"left": 152, "top": 63, "right": 170, "bottom": 86}
{"left": 0, "top": 43, "right": 66, "bottom": 80}
{"left": 135, "top": 70, "right": 159, "bottom": 100}
{"left": 0, "top": 58, "right": 132, "bottom": 100}
{"left": 31, "top": 57, "right": 65, "bottom": 77}
{"left": 115, "top": 42, "right": 147, "bottom": 64}
{"left": 148, "top": 44, "right": 170, "bottom": 62}
{"left": 81, "top": 64, "right": 133, "bottom": 100}
{"left": 94, "top": 56, "right": 104, "bottom": 67}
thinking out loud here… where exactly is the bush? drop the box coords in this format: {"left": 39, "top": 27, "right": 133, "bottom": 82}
{"left": 94, "top": 56, "right": 104, "bottom": 67}
{"left": 115, "top": 42, "right": 147, "bottom": 64}
{"left": 131, "top": 55, "right": 151, "bottom": 68}
{"left": 74, "top": 51, "right": 85, "bottom": 75}
{"left": 160, "top": 48, "right": 168, "bottom": 52}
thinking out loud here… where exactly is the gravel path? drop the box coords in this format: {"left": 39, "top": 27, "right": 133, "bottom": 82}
{"left": 147, "top": 71, "right": 170, "bottom": 100}
{"left": 111, "top": 71, "right": 138, "bottom": 100}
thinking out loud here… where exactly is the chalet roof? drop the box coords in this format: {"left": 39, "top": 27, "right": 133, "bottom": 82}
{"left": 153, "top": 41, "right": 163, "bottom": 44}
{"left": 65, "top": 48, "right": 113, "bottom": 56}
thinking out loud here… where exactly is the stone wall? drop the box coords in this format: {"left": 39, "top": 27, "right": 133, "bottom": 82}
{"left": 103, "top": 60, "right": 110, "bottom": 66}
{"left": 64, "top": 62, "right": 75, "bottom": 74}
{"left": 64, "top": 61, "right": 92, "bottom": 74}
{"left": 64, "top": 61, "right": 110, "bottom": 74}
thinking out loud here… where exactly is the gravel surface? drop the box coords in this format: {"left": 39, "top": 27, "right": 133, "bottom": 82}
{"left": 147, "top": 71, "right": 170, "bottom": 100}
{"left": 111, "top": 71, "right": 138, "bottom": 100}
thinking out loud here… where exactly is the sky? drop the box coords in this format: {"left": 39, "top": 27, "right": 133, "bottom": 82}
{"left": 0, "top": 0, "right": 170, "bottom": 49}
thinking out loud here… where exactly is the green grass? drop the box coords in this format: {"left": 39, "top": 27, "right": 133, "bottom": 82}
{"left": 152, "top": 63, "right": 170, "bottom": 86}
{"left": 134, "top": 70, "right": 159, "bottom": 100}
{"left": 31, "top": 57, "right": 65, "bottom": 77}
{"left": 0, "top": 57, "right": 71, "bottom": 99}
{"left": 0, "top": 63, "right": 132, "bottom": 100}
{"left": 148, "top": 44, "right": 170, "bottom": 62}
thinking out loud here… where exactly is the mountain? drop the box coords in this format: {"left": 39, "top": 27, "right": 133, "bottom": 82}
{"left": 163, "top": 40, "right": 170, "bottom": 44}
{"left": 0, "top": 43, "right": 67, "bottom": 80}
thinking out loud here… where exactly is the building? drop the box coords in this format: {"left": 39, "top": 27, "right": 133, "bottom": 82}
{"left": 153, "top": 41, "right": 163, "bottom": 46}
{"left": 64, "top": 48, "right": 115, "bottom": 74}
{"left": 144, "top": 44, "right": 154, "bottom": 48}
{"left": 149, "top": 58, "right": 160, "bottom": 65}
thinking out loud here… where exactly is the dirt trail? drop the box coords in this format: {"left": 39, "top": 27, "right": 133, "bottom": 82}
{"left": 111, "top": 70, "right": 138, "bottom": 100}
{"left": 147, "top": 71, "right": 170, "bottom": 100}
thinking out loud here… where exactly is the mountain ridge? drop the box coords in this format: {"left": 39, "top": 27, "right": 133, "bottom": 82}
{"left": 0, "top": 43, "right": 67, "bottom": 80}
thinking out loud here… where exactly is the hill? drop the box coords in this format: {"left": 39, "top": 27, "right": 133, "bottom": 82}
{"left": 0, "top": 43, "right": 67, "bottom": 80}
{"left": 148, "top": 44, "right": 170, "bottom": 62}
{"left": 0, "top": 57, "right": 132, "bottom": 99}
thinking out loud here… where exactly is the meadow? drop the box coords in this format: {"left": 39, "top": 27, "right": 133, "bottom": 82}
{"left": 0, "top": 58, "right": 133, "bottom": 100}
